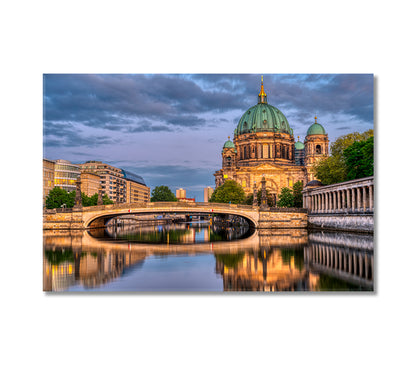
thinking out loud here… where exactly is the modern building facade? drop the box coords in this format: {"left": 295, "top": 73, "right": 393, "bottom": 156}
{"left": 214, "top": 77, "right": 329, "bottom": 202}
{"left": 54, "top": 159, "right": 81, "bottom": 192}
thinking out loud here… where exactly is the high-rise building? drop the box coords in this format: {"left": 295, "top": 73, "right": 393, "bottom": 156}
{"left": 176, "top": 188, "right": 186, "bottom": 199}
{"left": 204, "top": 187, "right": 214, "bottom": 202}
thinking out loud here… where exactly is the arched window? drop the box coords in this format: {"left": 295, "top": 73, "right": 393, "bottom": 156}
{"left": 226, "top": 156, "right": 232, "bottom": 167}
{"left": 316, "top": 144, "right": 322, "bottom": 154}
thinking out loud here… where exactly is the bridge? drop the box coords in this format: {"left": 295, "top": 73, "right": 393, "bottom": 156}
{"left": 43, "top": 201, "right": 307, "bottom": 230}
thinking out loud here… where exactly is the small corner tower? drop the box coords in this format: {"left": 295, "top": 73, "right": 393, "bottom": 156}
{"left": 304, "top": 116, "right": 329, "bottom": 181}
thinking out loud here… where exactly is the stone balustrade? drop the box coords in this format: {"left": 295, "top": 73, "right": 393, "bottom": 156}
{"left": 303, "top": 176, "right": 374, "bottom": 214}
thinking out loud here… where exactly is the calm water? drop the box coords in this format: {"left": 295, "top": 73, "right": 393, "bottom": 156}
{"left": 43, "top": 221, "right": 374, "bottom": 292}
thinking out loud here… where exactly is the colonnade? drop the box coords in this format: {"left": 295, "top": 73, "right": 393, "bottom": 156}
{"left": 307, "top": 243, "right": 373, "bottom": 283}
{"left": 303, "top": 176, "right": 374, "bottom": 214}
{"left": 238, "top": 143, "right": 293, "bottom": 161}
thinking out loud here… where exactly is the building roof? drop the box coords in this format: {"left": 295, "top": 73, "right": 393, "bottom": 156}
{"left": 235, "top": 78, "right": 293, "bottom": 136}
{"left": 307, "top": 117, "right": 327, "bottom": 136}
{"left": 305, "top": 180, "right": 324, "bottom": 187}
{"left": 121, "top": 169, "right": 147, "bottom": 186}
{"left": 223, "top": 138, "right": 235, "bottom": 148}
{"left": 295, "top": 141, "right": 305, "bottom": 150}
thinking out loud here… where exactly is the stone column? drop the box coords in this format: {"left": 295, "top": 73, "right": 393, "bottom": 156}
{"left": 351, "top": 188, "right": 356, "bottom": 212}
{"left": 341, "top": 190, "right": 345, "bottom": 211}
{"left": 346, "top": 189, "right": 350, "bottom": 212}
{"left": 369, "top": 185, "right": 373, "bottom": 211}
{"left": 357, "top": 187, "right": 361, "bottom": 211}
{"left": 363, "top": 186, "right": 367, "bottom": 211}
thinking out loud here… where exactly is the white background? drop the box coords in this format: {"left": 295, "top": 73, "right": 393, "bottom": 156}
{"left": 1, "top": 1, "right": 415, "bottom": 373}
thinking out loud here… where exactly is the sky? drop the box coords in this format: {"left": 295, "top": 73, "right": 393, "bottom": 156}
{"left": 43, "top": 74, "right": 373, "bottom": 201}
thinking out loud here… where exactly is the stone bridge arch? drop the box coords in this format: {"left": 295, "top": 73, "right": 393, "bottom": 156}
{"left": 82, "top": 202, "right": 260, "bottom": 229}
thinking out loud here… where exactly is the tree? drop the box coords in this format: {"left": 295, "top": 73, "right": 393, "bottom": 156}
{"left": 45, "top": 187, "right": 75, "bottom": 209}
{"left": 292, "top": 181, "right": 304, "bottom": 208}
{"left": 209, "top": 180, "right": 246, "bottom": 204}
{"left": 344, "top": 136, "right": 374, "bottom": 180}
{"left": 150, "top": 186, "right": 177, "bottom": 202}
{"left": 277, "top": 187, "right": 294, "bottom": 207}
{"left": 82, "top": 193, "right": 113, "bottom": 206}
{"left": 313, "top": 129, "right": 373, "bottom": 184}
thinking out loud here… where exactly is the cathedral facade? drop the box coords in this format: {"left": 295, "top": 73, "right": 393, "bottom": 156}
{"left": 214, "top": 77, "right": 329, "bottom": 202}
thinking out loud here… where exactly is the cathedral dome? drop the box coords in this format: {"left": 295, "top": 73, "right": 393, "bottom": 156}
{"left": 307, "top": 117, "right": 326, "bottom": 136}
{"left": 223, "top": 138, "right": 235, "bottom": 148}
{"left": 235, "top": 77, "right": 293, "bottom": 136}
{"left": 295, "top": 141, "right": 305, "bottom": 150}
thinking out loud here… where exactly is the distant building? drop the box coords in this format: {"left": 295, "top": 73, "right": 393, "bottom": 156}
{"left": 176, "top": 188, "right": 186, "bottom": 199}
{"left": 79, "top": 161, "right": 149, "bottom": 203}
{"left": 177, "top": 197, "right": 195, "bottom": 203}
{"left": 123, "top": 169, "right": 150, "bottom": 203}
{"left": 54, "top": 159, "right": 81, "bottom": 192}
{"left": 204, "top": 187, "right": 214, "bottom": 202}
{"left": 43, "top": 159, "right": 55, "bottom": 205}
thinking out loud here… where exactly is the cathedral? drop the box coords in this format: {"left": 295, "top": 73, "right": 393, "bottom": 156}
{"left": 214, "top": 76, "right": 329, "bottom": 202}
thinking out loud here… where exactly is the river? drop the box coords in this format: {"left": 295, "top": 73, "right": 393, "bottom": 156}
{"left": 43, "top": 221, "right": 374, "bottom": 292}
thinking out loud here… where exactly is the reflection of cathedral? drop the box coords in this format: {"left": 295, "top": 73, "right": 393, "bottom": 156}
{"left": 214, "top": 76, "right": 329, "bottom": 200}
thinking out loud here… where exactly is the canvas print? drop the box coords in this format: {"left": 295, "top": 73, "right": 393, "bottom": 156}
{"left": 43, "top": 74, "right": 374, "bottom": 292}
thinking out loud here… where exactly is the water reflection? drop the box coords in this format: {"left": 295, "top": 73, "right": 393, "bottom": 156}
{"left": 43, "top": 223, "right": 373, "bottom": 292}
{"left": 103, "top": 221, "right": 253, "bottom": 243}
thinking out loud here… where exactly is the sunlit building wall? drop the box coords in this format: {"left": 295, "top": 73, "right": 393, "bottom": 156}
{"left": 43, "top": 158, "right": 55, "bottom": 205}
{"left": 80, "top": 161, "right": 149, "bottom": 204}
{"left": 204, "top": 187, "right": 214, "bottom": 202}
{"left": 80, "top": 161, "right": 126, "bottom": 203}
{"left": 54, "top": 159, "right": 81, "bottom": 192}
{"left": 80, "top": 171, "right": 101, "bottom": 197}
{"left": 176, "top": 188, "right": 186, "bottom": 199}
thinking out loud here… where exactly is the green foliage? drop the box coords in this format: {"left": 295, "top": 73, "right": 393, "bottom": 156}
{"left": 150, "top": 186, "right": 177, "bottom": 202}
{"left": 344, "top": 136, "right": 374, "bottom": 180}
{"left": 277, "top": 187, "right": 294, "bottom": 207}
{"left": 209, "top": 180, "right": 246, "bottom": 204}
{"left": 292, "top": 181, "right": 304, "bottom": 208}
{"left": 45, "top": 188, "right": 113, "bottom": 208}
{"left": 82, "top": 193, "right": 113, "bottom": 206}
{"left": 45, "top": 187, "right": 75, "bottom": 209}
{"left": 313, "top": 129, "right": 374, "bottom": 184}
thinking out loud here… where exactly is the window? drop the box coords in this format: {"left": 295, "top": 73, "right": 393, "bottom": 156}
{"left": 316, "top": 144, "right": 322, "bottom": 154}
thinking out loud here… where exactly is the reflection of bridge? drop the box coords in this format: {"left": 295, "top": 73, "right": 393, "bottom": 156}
{"left": 43, "top": 202, "right": 307, "bottom": 230}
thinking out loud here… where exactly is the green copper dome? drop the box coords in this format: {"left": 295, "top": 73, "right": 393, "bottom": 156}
{"left": 307, "top": 117, "right": 326, "bottom": 136}
{"left": 223, "top": 139, "right": 235, "bottom": 148}
{"left": 295, "top": 141, "right": 305, "bottom": 150}
{"left": 235, "top": 77, "right": 293, "bottom": 136}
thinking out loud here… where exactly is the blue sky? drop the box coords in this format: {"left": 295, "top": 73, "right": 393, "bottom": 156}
{"left": 43, "top": 74, "right": 373, "bottom": 201}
